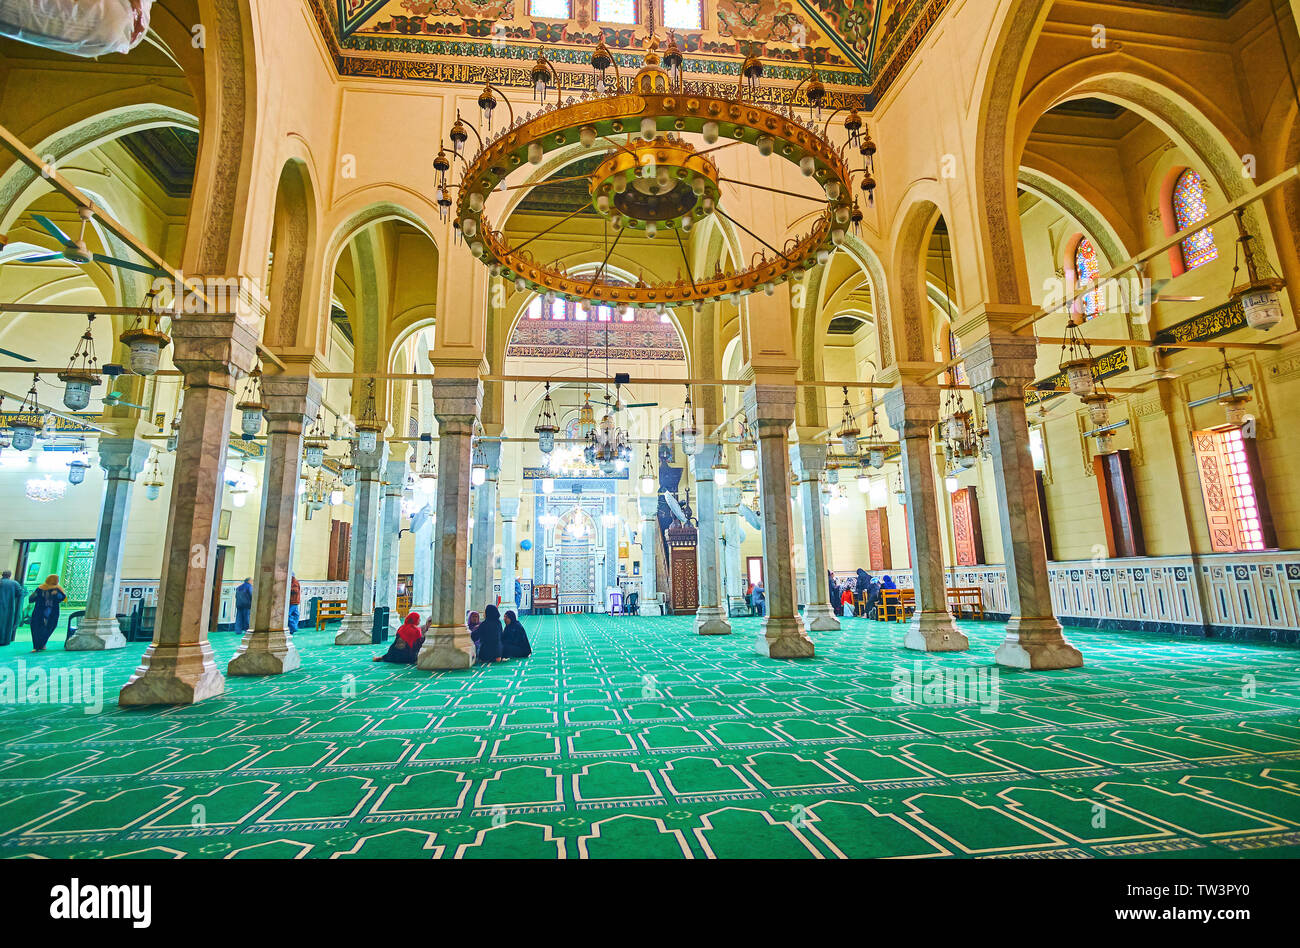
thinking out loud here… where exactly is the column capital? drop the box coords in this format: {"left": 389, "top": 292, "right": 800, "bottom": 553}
{"left": 96, "top": 437, "right": 153, "bottom": 481}
{"left": 963, "top": 330, "right": 1040, "bottom": 403}
{"left": 500, "top": 495, "right": 521, "bottom": 519}
{"left": 171, "top": 313, "right": 260, "bottom": 389}
{"left": 356, "top": 441, "right": 390, "bottom": 476}
{"left": 693, "top": 441, "right": 722, "bottom": 478}
{"left": 951, "top": 302, "right": 1040, "bottom": 344}
{"left": 478, "top": 437, "right": 503, "bottom": 470}
{"left": 742, "top": 382, "right": 797, "bottom": 433}
{"left": 382, "top": 457, "right": 408, "bottom": 495}
{"left": 792, "top": 442, "right": 828, "bottom": 477}
{"left": 431, "top": 377, "right": 483, "bottom": 432}
{"left": 882, "top": 383, "right": 941, "bottom": 436}
{"left": 638, "top": 494, "right": 660, "bottom": 519}
{"left": 172, "top": 274, "right": 269, "bottom": 323}
{"left": 262, "top": 374, "right": 324, "bottom": 426}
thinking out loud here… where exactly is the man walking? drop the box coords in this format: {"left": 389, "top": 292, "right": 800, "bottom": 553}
{"left": 288, "top": 575, "right": 301, "bottom": 635}
{"left": 234, "top": 577, "right": 253, "bottom": 633}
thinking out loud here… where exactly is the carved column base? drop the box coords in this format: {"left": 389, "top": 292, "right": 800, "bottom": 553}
{"left": 695, "top": 606, "right": 732, "bottom": 636}
{"left": 119, "top": 642, "right": 225, "bottom": 706}
{"left": 995, "top": 617, "right": 1084, "bottom": 670}
{"left": 756, "top": 617, "right": 816, "bottom": 658}
{"left": 803, "top": 603, "right": 841, "bottom": 632}
{"left": 65, "top": 617, "right": 127, "bottom": 651}
{"left": 334, "top": 614, "right": 374, "bottom": 646}
{"left": 417, "top": 628, "right": 476, "bottom": 669}
{"left": 227, "top": 631, "right": 301, "bottom": 676}
{"left": 904, "top": 612, "right": 970, "bottom": 652}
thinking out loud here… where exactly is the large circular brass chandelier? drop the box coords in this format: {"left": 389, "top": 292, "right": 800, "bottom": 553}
{"left": 439, "top": 16, "right": 877, "bottom": 312}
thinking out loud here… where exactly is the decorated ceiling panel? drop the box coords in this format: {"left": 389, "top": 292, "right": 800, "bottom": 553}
{"left": 313, "top": 0, "right": 949, "bottom": 99}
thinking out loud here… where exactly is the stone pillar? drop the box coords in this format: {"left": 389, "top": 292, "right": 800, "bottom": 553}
{"left": 67, "top": 436, "right": 152, "bottom": 651}
{"left": 418, "top": 378, "right": 481, "bottom": 669}
{"left": 336, "top": 442, "right": 389, "bottom": 645}
{"left": 637, "top": 493, "right": 659, "bottom": 611}
{"left": 692, "top": 443, "right": 731, "bottom": 635}
{"left": 119, "top": 312, "right": 259, "bottom": 706}
{"left": 228, "top": 374, "right": 322, "bottom": 676}
{"left": 411, "top": 501, "right": 434, "bottom": 619}
{"left": 375, "top": 455, "right": 407, "bottom": 624}
{"left": 883, "top": 384, "right": 968, "bottom": 653}
{"left": 794, "top": 443, "right": 840, "bottom": 632}
{"left": 743, "top": 383, "right": 814, "bottom": 658}
{"left": 718, "top": 486, "right": 746, "bottom": 602}
{"left": 499, "top": 494, "right": 520, "bottom": 613}
{"left": 469, "top": 439, "right": 501, "bottom": 611}
{"left": 966, "top": 328, "right": 1083, "bottom": 670}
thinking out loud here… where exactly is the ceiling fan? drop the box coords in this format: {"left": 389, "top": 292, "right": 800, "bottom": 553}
{"left": 101, "top": 390, "right": 148, "bottom": 411}
{"left": 14, "top": 208, "right": 168, "bottom": 277}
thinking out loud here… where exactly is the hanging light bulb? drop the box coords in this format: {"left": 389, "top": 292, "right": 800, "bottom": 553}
{"left": 640, "top": 446, "right": 655, "bottom": 495}
{"left": 531, "top": 51, "right": 554, "bottom": 101}
{"left": 477, "top": 84, "right": 497, "bottom": 129}
{"left": 236, "top": 365, "right": 267, "bottom": 438}
{"left": 857, "top": 469, "right": 870, "bottom": 493}
{"left": 59, "top": 315, "right": 101, "bottom": 411}
{"left": 8, "top": 375, "right": 42, "bottom": 452}
{"left": 836, "top": 388, "right": 861, "bottom": 456}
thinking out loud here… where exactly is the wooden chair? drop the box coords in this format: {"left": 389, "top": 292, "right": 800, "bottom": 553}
{"left": 878, "top": 589, "right": 906, "bottom": 622}
{"left": 899, "top": 589, "right": 915, "bottom": 617}
{"left": 315, "top": 599, "right": 347, "bottom": 630}
{"left": 947, "top": 586, "right": 985, "bottom": 620}
{"left": 532, "top": 584, "right": 558, "bottom": 615}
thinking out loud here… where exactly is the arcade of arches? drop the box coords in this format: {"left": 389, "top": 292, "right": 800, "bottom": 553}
{"left": 1, "top": 0, "right": 1300, "bottom": 861}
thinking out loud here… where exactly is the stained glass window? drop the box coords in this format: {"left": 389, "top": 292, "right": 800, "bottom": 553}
{"left": 1074, "top": 237, "right": 1101, "bottom": 318}
{"left": 530, "top": 0, "right": 572, "bottom": 18}
{"left": 527, "top": 298, "right": 543, "bottom": 319}
{"left": 1172, "top": 169, "right": 1218, "bottom": 271}
{"left": 596, "top": 0, "right": 637, "bottom": 23}
{"left": 663, "top": 0, "right": 703, "bottom": 29}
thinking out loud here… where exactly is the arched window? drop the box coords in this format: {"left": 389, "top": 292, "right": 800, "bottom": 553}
{"left": 1074, "top": 237, "right": 1101, "bottom": 318}
{"left": 1172, "top": 169, "right": 1218, "bottom": 271}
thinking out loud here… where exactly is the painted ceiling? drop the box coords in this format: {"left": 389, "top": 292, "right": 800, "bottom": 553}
{"left": 312, "top": 0, "right": 951, "bottom": 101}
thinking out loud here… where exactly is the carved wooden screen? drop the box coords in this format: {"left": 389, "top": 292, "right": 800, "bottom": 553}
{"left": 950, "top": 487, "right": 985, "bottom": 567}
{"left": 328, "top": 519, "right": 351, "bottom": 581}
{"left": 865, "top": 508, "right": 891, "bottom": 571}
{"left": 1192, "top": 428, "right": 1275, "bottom": 553}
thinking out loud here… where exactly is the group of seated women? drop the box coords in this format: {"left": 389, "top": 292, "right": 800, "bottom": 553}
{"left": 375, "top": 603, "right": 532, "bottom": 665}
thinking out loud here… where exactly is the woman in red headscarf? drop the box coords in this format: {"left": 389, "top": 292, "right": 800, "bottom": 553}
{"left": 374, "top": 612, "right": 424, "bottom": 664}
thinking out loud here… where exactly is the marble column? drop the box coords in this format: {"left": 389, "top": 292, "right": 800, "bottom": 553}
{"left": 794, "top": 443, "right": 841, "bottom": 632}
{"left": 638, "top": 493, "right": 660, "bottom": 612}
{"left": 692, "top": 443, "right": 731, "bottom": 635}
{"left": 375, "top": 455, "right": 408, "bottom": 625}
{"left": 718, "top": 486, "right": 746, "bottom": 602}
{"left": 744, "top": 384, "right": 815, "bottom": 658}
{"left": 883, "top": 384, "right": 968, "bottom": 653}
{"left": 411, "top": 501, "right": 434, "bottom": 618}
{"left": 336, "top": 442, "right": 389, "bottom": 645}
{"left": 499, "top": 494, "right": 520, "bottom": 612}
{"left": 228, "top": 374, "right": 322, "bottom": 676}
{"left": 966, "top": 329, "right": 1083, "bottom": 670}
{"left": 418, "top": 378, "right": 481, "bottom": 670}
{"left": 67, "top": 436, "right": 152, "bottom": 651}
{"left": 469, "top": 439, "right": 501, "bottom": 612}
{"left": 119, "top": 313, "right": 259, "bottom": 706}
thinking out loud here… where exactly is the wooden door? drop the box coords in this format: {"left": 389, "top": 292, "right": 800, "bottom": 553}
{"left": 208, "top": 545, "right": 228, "bottom": 633}
{"left": 865, "top": 508, "right": 892, "bottom": 571}
{"left": 950, "top": 487, "right": 985, "bottom": 567}
{"left": 1095, "top": 450, "right": 1146, "bottom": 558}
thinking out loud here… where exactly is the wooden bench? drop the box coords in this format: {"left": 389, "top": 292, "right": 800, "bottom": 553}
{"left": 531, "top": 584, "right": 558, "bottom": 615}
{"left": 315, "top": 599, "right": 347, "bottom": 630}
{"left": 947, "top": 586, "right": 985, "bottom": 620}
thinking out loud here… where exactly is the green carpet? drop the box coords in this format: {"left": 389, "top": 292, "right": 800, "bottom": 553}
{"left": 2, "top": 615, "right": 1300, "bottom": 858}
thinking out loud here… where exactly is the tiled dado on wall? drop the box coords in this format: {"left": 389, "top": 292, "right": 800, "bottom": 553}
{"left": 116, "top": 581, "right": 348, "bottom": 630}
{"left": 887, "top": 552, "right": 1300, "bottom": 642}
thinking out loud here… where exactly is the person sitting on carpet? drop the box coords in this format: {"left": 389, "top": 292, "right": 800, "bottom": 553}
{"left": 374, "top": 611, "right": 424, "bottom": 664}
{"left": 840, "top": 585, "right": 855, "bottom": 617}
{"left": 501, "top": 610, "right": 532, "bottom": 658}
{"left": 474, "top": 604, "right": 503, "bottom": 664}
{"left": 27, "top": 575, "right": 66, "bottom": 652}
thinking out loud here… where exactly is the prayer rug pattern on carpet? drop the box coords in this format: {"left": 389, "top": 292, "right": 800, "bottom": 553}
{"left": 2, "top": 615, "right": 1300, "bottom": 858}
